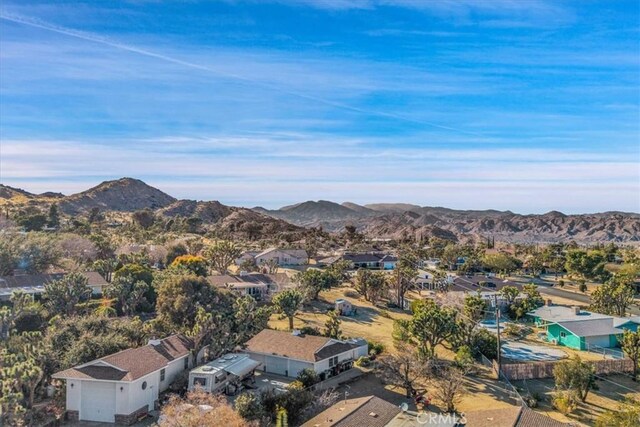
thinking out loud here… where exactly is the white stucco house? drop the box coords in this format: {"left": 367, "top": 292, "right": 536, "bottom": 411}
{"left": 207, "top": 272, "right": 291, "bottom": 300}
{"left": 243, "top": 329, "right": 368, "bottom": 380}
{"left": 254, "top": 248, "right": 309, "bottom": 266}
{"left": 52, "top": 335, "right": 193, "bottom": 425}
{"left": 0, "top": 271, "right": 108, "bottom": 301}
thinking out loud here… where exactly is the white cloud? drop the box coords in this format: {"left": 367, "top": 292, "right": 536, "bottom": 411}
{"left": 2, "top": 136, "right": 638, "bottom": 213}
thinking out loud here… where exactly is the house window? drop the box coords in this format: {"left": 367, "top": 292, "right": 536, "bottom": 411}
{"left": 160, "top": 369, "right": 166, "bottom": 381}
{"left": 141, "top": 381, "right": 147, "bottom": 390}
{"left": 560, "top": 332, "right": 566, "bottom": 338}
{"left": 329, "top": 356, "right": 338, "bottom": 367}
{"left": 193, "top": 377, "right": 207, "bottom": 387}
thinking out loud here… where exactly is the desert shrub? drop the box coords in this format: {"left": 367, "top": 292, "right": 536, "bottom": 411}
{"left": 368, "top": 341, "right": 385, "bottom": 355}
{"left": 523, "top": 392, "right": 541, "bottom": 408}
{"left": 299, "top": 326, "right": 321, "bottom": 336}
{"left": 472, "top": 328, "right": 498, "bottom": 360}
{"left": 409, "top": 299, "right": 428, "bottom": 313}
{"left": 553, "top": 392, "right": 578, "bottom": 415}
{"left": 288, "top": 380, "right": 305, "bottom": 390}
{"left": 296, "top": 368, "right": 320, "bottom": 388}
{"left": 504, "top": 323, "right": 526, "bottom": 338}
{"left": 235, "top": 392, "right": 264, "bottom": 420}
{"left": 354, "top": 356, "right": 371, "bottom": 367}
{"left": 454, "top": 345, "right": 475, "bottom": 372}
{"left": 343, "top": 289, "right": 360, "bottom": 299}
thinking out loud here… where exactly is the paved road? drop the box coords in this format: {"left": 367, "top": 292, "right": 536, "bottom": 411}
{"left": 534, "top": 283, "right": 640, "bottom": 315}
{"left": 454, "top": 274, "right": 640, "bottom": 316}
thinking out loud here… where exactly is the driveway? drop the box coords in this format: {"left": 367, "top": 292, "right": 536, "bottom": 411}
{"left": 501, "top": 342, "right": 567, "bottom": 362}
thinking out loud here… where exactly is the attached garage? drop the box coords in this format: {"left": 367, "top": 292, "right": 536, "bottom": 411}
{"left": 52, "top": 335, "right": 193, "bottom": 426}
{"left": 264, "top": 355, "right": 289, "bottom": 376}
{"left": 81, "top": 381, "right": 116, "bottom": 422}
{"left": 585, "top": 335, "right": 613, "bottom": 349}
{"left": 244, "top": 330, "right": 368, "bottom": 379}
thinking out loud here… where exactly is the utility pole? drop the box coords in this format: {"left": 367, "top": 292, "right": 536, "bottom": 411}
{"left": 494, "top": 294, "right": 502, "bottom": 376}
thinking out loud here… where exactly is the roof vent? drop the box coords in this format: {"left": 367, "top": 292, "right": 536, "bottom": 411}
{"left": 369, "top": 412, "right": 378, "bottom": 418}
{"left": 239, "top": 270, "right": 248, "bottom": 276}
{"left": 292, "top": 329, "right": 301, "bottom": 336}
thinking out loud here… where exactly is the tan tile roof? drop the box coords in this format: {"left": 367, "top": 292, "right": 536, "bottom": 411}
{"left": 302, "top": 396, "right": 401, "bottom": 427}
{"left": 244, "top": 330, "right": 364, "bottom": 362}
{"left": 462, "top": 407, "right": 522, "bottom": 427}
{"left": 53, "top": 334, "right": 192, "bottom": 382}
{"left": 516, "top": 408, "right": 571, "bottom": 427}
{"left": 244, "top": 329, "right": 331, "bottom": 362}
{"left": 462, "top": 407, "right": 572, "bottom": 427}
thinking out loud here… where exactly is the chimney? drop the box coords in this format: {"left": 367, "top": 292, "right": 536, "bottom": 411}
{"left": 291, "top": 329, "right": 301, "bottom": 336}
{"left": 148, "top": 338, "right": 162, "bottom": 346}
{"left": 239, "top": 270, "right": 248, "bottom": 277}
{"left": 572, "top": 306, "right": 581, "bottom": 315}
{"left": 546, "top": 299, "right": 553, "bottom": 306}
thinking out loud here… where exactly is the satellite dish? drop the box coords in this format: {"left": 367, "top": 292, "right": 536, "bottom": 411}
{"left": 400, "top": 402, "right": 409, "bottom": 412}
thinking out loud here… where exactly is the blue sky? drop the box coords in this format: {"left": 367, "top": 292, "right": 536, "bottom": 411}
{"left": 0, "top": 0, "right": 638, "bottom": 213}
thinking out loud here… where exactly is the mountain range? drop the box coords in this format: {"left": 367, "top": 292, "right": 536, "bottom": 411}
{"left": 1, "top": 179, "right": 639, "bottom": 243}
{"left": 256, "top": 200, "right": 640, "bottom": 243}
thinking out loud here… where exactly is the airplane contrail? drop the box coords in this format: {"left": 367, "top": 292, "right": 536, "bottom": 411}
{"left": 0, "top": 12, "right": 482, "bottom": 136}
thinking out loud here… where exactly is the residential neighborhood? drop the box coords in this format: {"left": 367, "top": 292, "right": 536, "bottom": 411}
{"left": 1, "top": 1, "right": 639, "bottom": 427}
{"left": 2, "top": 204, "right": 639, "bottom": 427}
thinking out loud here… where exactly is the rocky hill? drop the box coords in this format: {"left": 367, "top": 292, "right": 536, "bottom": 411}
{"left": 57, "top": 178, "right": 177, "bottom": 214}
{"left": 0, "top": 184, "right": 64, "bottom": 205}
{"left": 2, "top": 179, "right": 637, "bottom": 243}
{"left": 256, "top": 201, "right": 640, "bottom": 243}
{"left": 1, "top": 178, "right": 305, "bottom": 240}
{"left": 0, "top": 184, "right": 35, "bottom": 200}
{"left": 158, "top": 200, "right": 232, "bottom": 223}
{"left": 257, "top": 200, "right": 367, "bottom": 228}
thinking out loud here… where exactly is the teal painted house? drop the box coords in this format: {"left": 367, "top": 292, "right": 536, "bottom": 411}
{"left": 546, "top": 319, "right": 622, "bottom": 350}
{"left": 528, "top": 305, "right": 639, "bottom": 351}
{"left": 615, "top": 317, "right": 640, "bottom": 332}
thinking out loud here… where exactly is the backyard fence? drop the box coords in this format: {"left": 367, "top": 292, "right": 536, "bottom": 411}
{"left": 498, "top": 358, "right": 634, "bottom": 381}
{"left": 585, "top": 343, "right": 625, "bottom": 360}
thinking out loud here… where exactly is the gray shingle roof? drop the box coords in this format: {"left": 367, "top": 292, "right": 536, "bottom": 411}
{"left": 302, "top": 396, "right": 401, "bottom": 427}
{"left": 53, "top": 334, "right": 192, "bottom": 381}
{"left": 556, "top": 318, "right": 623, "bottom": 337}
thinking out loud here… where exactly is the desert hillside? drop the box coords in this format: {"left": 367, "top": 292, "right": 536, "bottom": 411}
{"left": 2, "top": 179, "right": 638, "bottom": 243}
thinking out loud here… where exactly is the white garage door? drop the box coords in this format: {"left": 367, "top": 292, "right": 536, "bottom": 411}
{"left": 586, "top": 335, "right": 611, "bottom": 348}
{"left": 81, "top": 381, "right": 116, "bottom": 423}
{"left": 288, "top": 360, "right": 312, "bottom": 378}
{"left": 265, "top": 356, "right": 289, "bottom": 376}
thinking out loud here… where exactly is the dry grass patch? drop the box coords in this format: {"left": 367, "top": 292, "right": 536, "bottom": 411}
{"left": 512, "top": 374, "right": 640, "bottom": 426}
{"left": 268, "top": 286, "right": 411, "bottom": 350}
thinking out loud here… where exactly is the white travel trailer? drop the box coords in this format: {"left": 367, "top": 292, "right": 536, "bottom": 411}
{"left": 188, "top": 353, "right": 260, "bottom": 395}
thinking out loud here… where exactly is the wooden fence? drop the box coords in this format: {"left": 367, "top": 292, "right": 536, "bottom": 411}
{"left": 496, "top": 358, "right": 634, "bottom": 381}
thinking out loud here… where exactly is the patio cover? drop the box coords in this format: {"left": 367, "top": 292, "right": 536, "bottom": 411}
{"left": 226, "top": 358, "right": 260, "bottom": 377}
